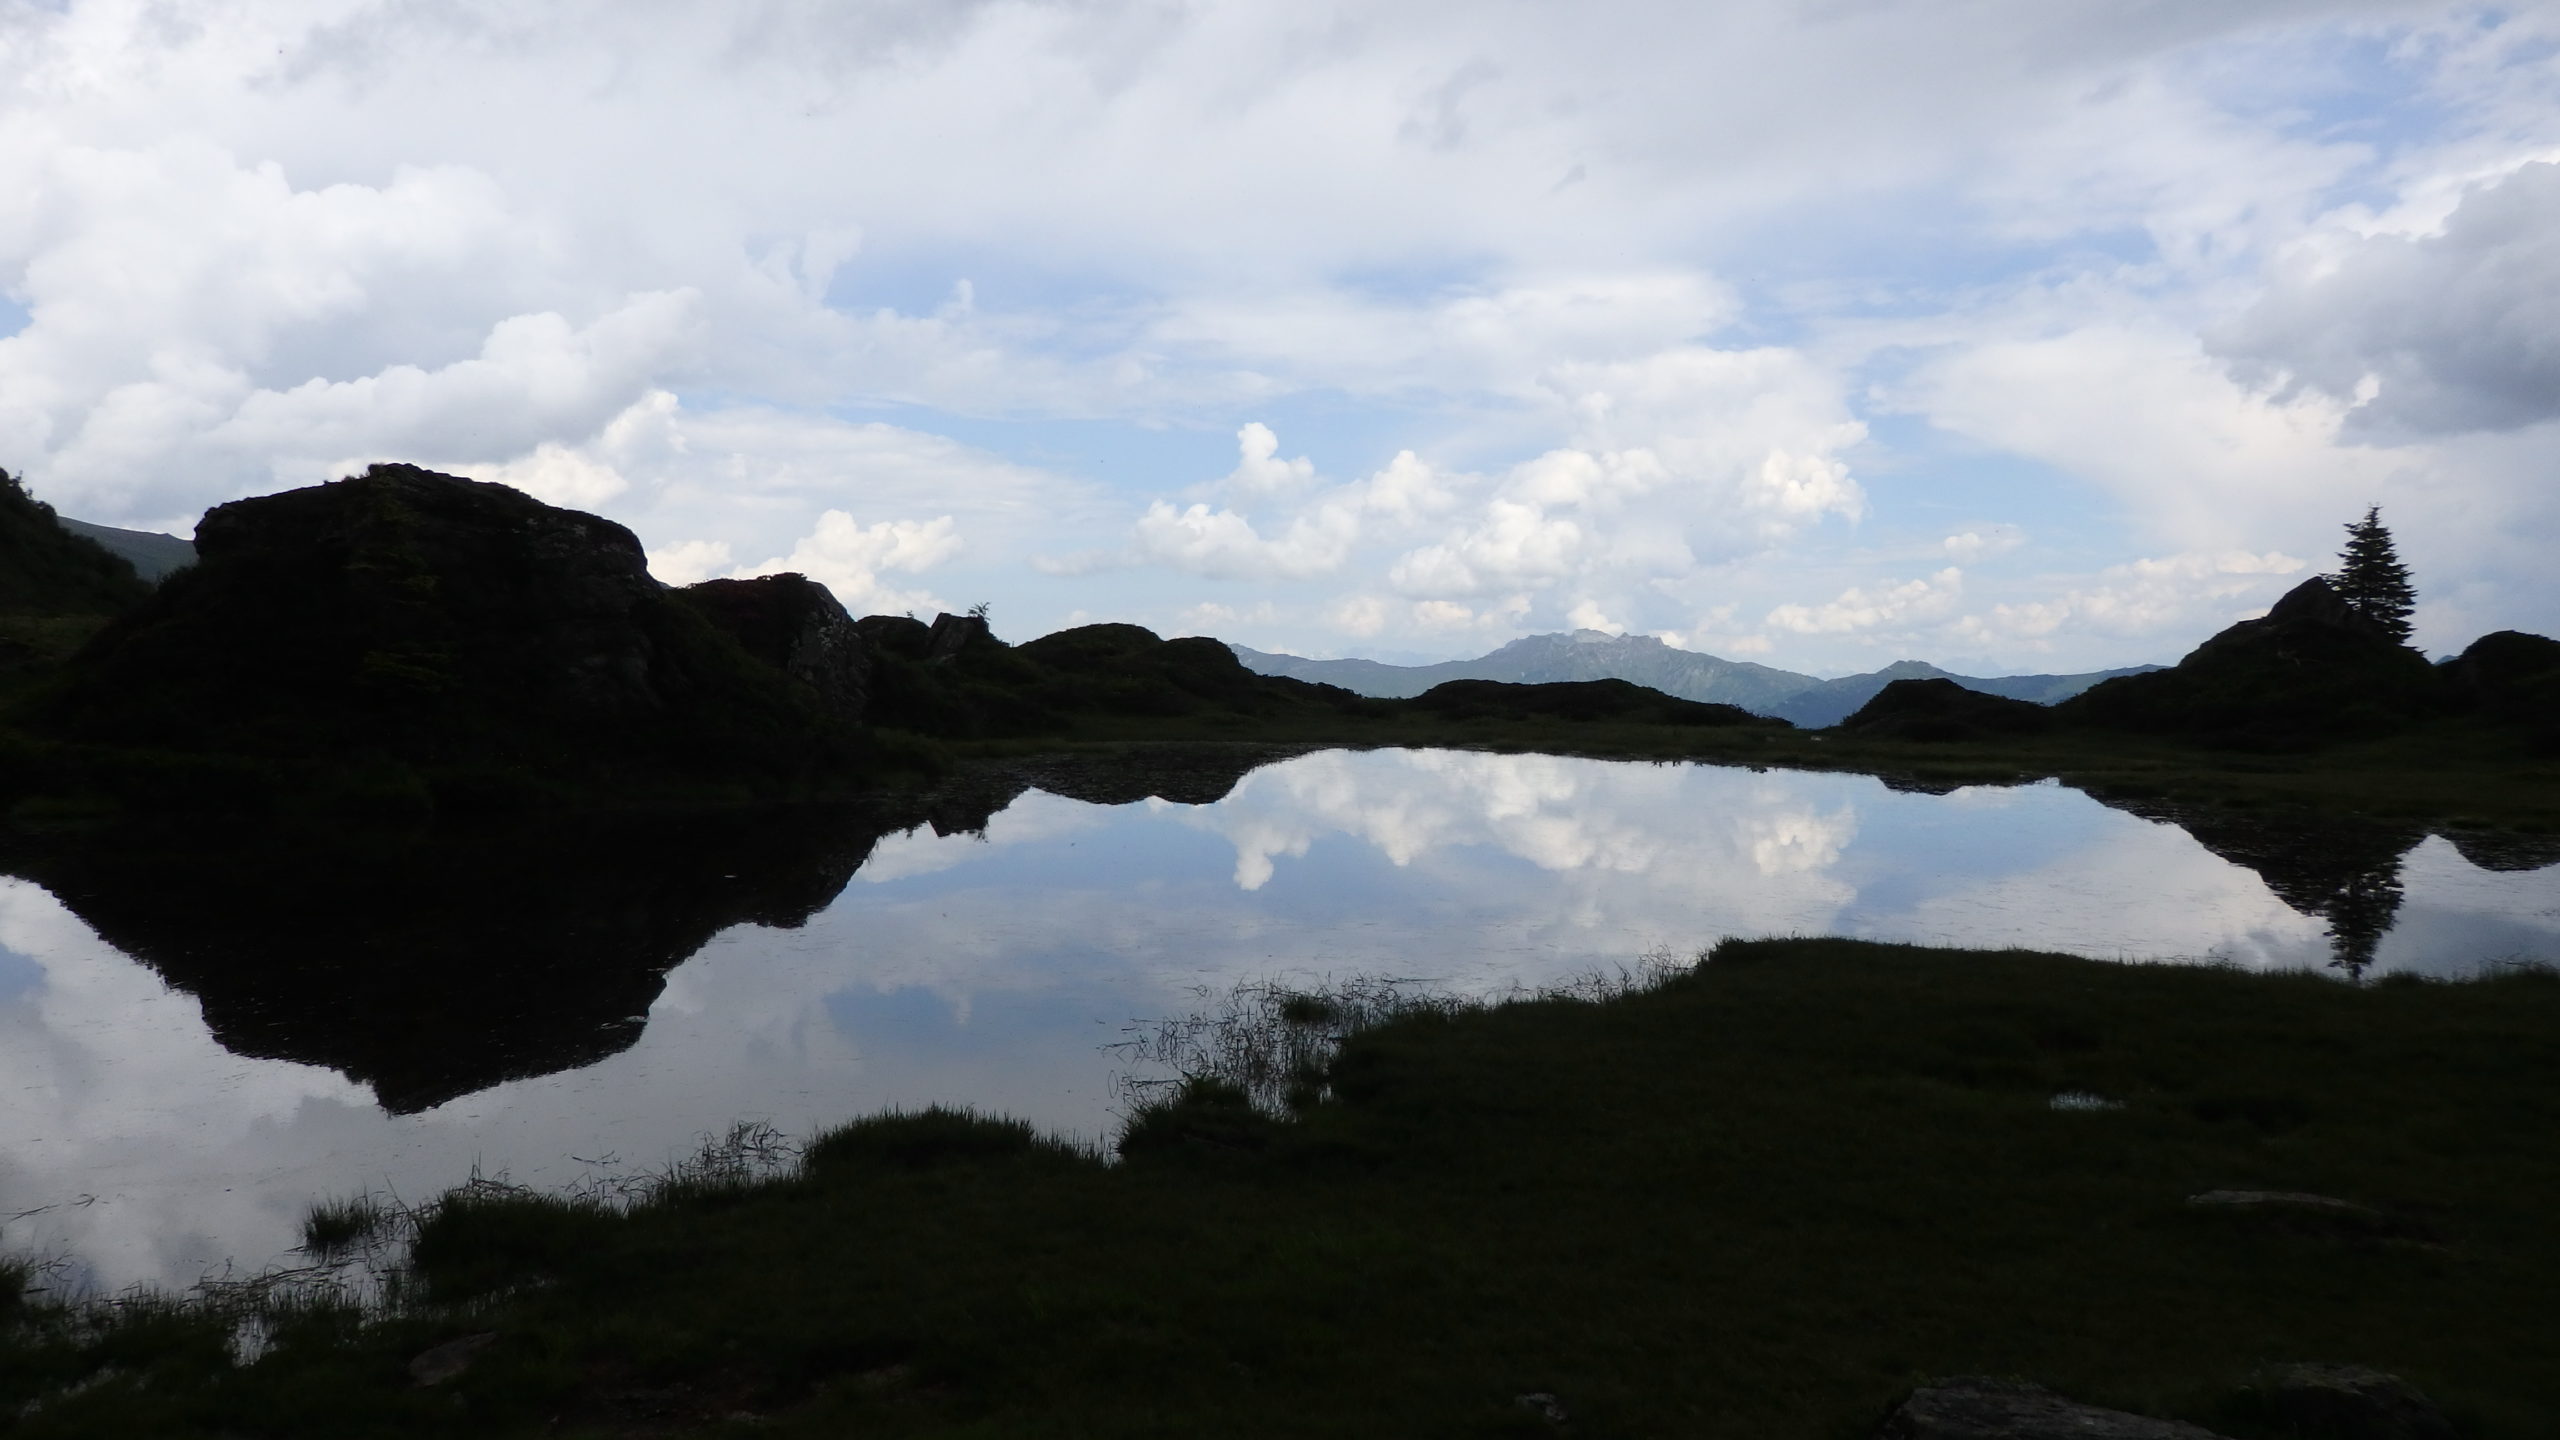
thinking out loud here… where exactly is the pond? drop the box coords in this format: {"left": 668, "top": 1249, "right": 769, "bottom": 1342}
{"left": 2, "top": 747, "right": 2555, "bottom": 1294}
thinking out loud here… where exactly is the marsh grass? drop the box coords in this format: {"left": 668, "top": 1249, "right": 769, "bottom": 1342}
{"left": 1111, "top": 946, "right": 1693, "bottom": 1117}
{"left": 297, "top": 1194, "right": 391, "bottom": 1261}
{"left": 7, "top": 939, "right": 2560, "bottom": 1438}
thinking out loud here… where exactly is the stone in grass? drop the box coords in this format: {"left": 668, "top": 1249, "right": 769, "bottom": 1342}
{"left": 2255, "top": 1364, "right": 2456, "bottom": 1440}
{"left": 2182, "top": 1190, "right": 2428, "bottom": 1243}
{"left": 2185, "top": 1189, "right": 2383, "bottom": 1221}
{"left": 408, "top": 1331, "right": 498, "bottom": 1387}
{"left": 1874, "top": 1376, "right": 2229, "bottom": 1439}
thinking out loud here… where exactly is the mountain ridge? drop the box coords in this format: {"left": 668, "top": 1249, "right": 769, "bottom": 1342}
{"left": 1229, "top": 630, "right": 2160, "bottom": 728}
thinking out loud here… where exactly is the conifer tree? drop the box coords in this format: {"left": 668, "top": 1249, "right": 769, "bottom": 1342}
{"left": 2330, "top": 505, "right": 2416, "bottom": 645}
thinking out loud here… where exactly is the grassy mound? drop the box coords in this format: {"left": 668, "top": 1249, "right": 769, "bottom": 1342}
{"left": 6, "top": 941, "right": 2554, "bottom": 1437}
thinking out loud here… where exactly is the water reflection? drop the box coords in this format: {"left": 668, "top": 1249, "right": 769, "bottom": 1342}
{"left": 2091, "top": 798, "right": 2426, "bottom": 979}
{"left": 0, "top": 748, "right": 2553, "bottom": 1290}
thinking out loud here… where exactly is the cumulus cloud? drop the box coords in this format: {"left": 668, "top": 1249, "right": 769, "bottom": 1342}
{"left": 2214, "top": 161, "right": 2560, "bottom": 437}
{"left": 0, "top": 0, "right": 2550, "bottom": 662}
{"left": 645, "top": 539, "right": 733, "bottom": 587}
{"left": 735, "top": 512, "right": 962, "bottom": 617}
{"left": 1129, "top": 424, "right": 1459, "bottom": 581}
{"left": 1121, "top": 340, "right": 1867, "bottom": 645}
{"left": 1942, "top": 528, "right": 2024, "bottom": 564}
{"left": 1766, "top": 567, "right": 1964, "bottom": 636}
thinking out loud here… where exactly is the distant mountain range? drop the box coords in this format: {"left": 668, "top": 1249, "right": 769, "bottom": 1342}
{"left": 1228, "top": 631, "right": 2161, "bottom": 729}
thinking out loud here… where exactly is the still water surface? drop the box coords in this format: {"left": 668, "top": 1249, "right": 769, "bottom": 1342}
{"left": 2, "top": 748, "right": 2555, "bottom": 1292}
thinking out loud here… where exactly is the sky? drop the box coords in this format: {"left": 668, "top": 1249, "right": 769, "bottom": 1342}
{"left": 2, "top": 1, "right": 2556, "bottom": 675}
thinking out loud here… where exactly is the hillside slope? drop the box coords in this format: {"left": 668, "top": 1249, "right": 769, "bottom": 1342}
{"left": 0, "top": 472, "right": 151, "bottom": 617}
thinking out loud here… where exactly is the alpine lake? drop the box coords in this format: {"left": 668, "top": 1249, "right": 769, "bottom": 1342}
{"left": 2, "top": 745, "right": 2555, "bottom": 1296}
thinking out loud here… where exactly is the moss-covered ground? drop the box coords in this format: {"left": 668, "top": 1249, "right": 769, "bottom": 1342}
{"left": 7, "top": 939, "right": 2555, "bottom": 1437}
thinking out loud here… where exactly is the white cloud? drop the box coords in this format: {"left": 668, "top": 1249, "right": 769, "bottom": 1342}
{"left": 1129, "top": 424, "right": 1460, "bottom": 581}
{"left": 735, "top": 512, "right": 961, "bottom": 617}
{"left": 1767, "top": 567, "right": 1964, "bottom": 636}
{"left": 1953, "top": 550, "right": 2306, "bottom": 649}
{"left": 1942, "top": 528, "right": 2024, "bottom": 564}
{"left": 0, "top": 0, "right": 2550, "bottom": 662}
{"left": 1131, "top": 499, "right": 1360, "bottom": 581}
{"left": 646, "top": 539, "right": 733, "bottom": 587}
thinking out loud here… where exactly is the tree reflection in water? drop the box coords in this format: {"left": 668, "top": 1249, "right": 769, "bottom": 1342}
{"left": 2096, "top": 797, "right": 2429, "bottom": 980}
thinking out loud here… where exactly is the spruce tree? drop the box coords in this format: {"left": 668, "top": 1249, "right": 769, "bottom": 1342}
{"left": 2331, "top": 505, "right": 2416, "bottom": 645}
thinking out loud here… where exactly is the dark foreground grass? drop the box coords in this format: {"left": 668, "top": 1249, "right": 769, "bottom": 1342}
{"left": 8, "top": 940, "right": 2558, "bottom": 1437}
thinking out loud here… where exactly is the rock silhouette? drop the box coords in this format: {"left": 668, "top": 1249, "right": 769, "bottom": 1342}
{"left": 678, "top": 572, "right": 871, "bottom": 720}
{"left": 23, "top": 464, "right": 862, "bottom": 796}
{"left": 0, "top": 746, "right": 1289, "bottom": 1111}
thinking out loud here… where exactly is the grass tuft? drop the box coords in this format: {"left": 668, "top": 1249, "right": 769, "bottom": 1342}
{"left": 804, "top": 1107, "right": 1088, "bottom": 1176}
{"left": 296, "top": 1194, "right": 391, "bottom": 1260}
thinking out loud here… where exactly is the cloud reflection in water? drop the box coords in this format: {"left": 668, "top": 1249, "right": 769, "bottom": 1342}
{"left": 0, "top": 749, "right": 2553, "bottom": 1293}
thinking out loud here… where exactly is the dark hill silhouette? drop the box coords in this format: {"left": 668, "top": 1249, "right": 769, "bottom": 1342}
{"left": 860, "top": 619, "right": 1376, "bottom": 739}
{"left": 1839, "top": 677, "right": 2056, "bottom": 742}
{"left": 0, "top": 470, "right": 151, "bottom": 617}
{"left": 1410, "top": 677, "right": 1769, "bottom": 728}
{"left": 2440, "top": 630, "right": 2560, "bottom": 755}
{"left": 854, "top": 619, "right": 1795, "bottom": 743}
{"left": 1764, "top": 658, "right": 2161, "bottom": 728}
{"left": 21, "top": 464, "right": 867, "bottom": 799}
{"left": 2059, "top": 575, "right": 2444, "bottom": 749}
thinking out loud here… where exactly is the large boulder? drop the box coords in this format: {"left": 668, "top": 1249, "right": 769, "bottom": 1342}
{"left": 2060, "top": 577, "right": 2443, "bottom": 749}
{"left": 1876, "top": 1376, "right": 2228, "bottom": 1439}
{"left": 23, "top": 464, "right": 860, "bottom": 794}
{"left": 2252, "top": 1364, "right": 2455, "bottom": 1440}
{"left": 678, "top": 573, "right": 870, "bottom": 720}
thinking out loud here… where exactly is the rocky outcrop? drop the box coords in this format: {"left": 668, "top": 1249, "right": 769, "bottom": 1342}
{"left": 25, "top": 464, "right": 861, "bottom": 794}
{"left": 925, "top": 610, "right": 997, "bottom": 662}
{"left": 679, "top": 573, "right": 870, "bottom": 720}
{"left": 2252, "top": 1364, "right": 2455, "bottom": 1440}
{"left": 2059, "top": 577, "right": 2443, "bottom": 749}
{"left": 1876, "top": 1377, "right": 2227, "bottom": 1439}
{"left": 1839, "top": 677, "right": 2055, "bottom": 742}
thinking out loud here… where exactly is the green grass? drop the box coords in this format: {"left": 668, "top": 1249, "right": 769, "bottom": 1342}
{"left": 6, "top": 939, "right": 2556, "bottom": 1437}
